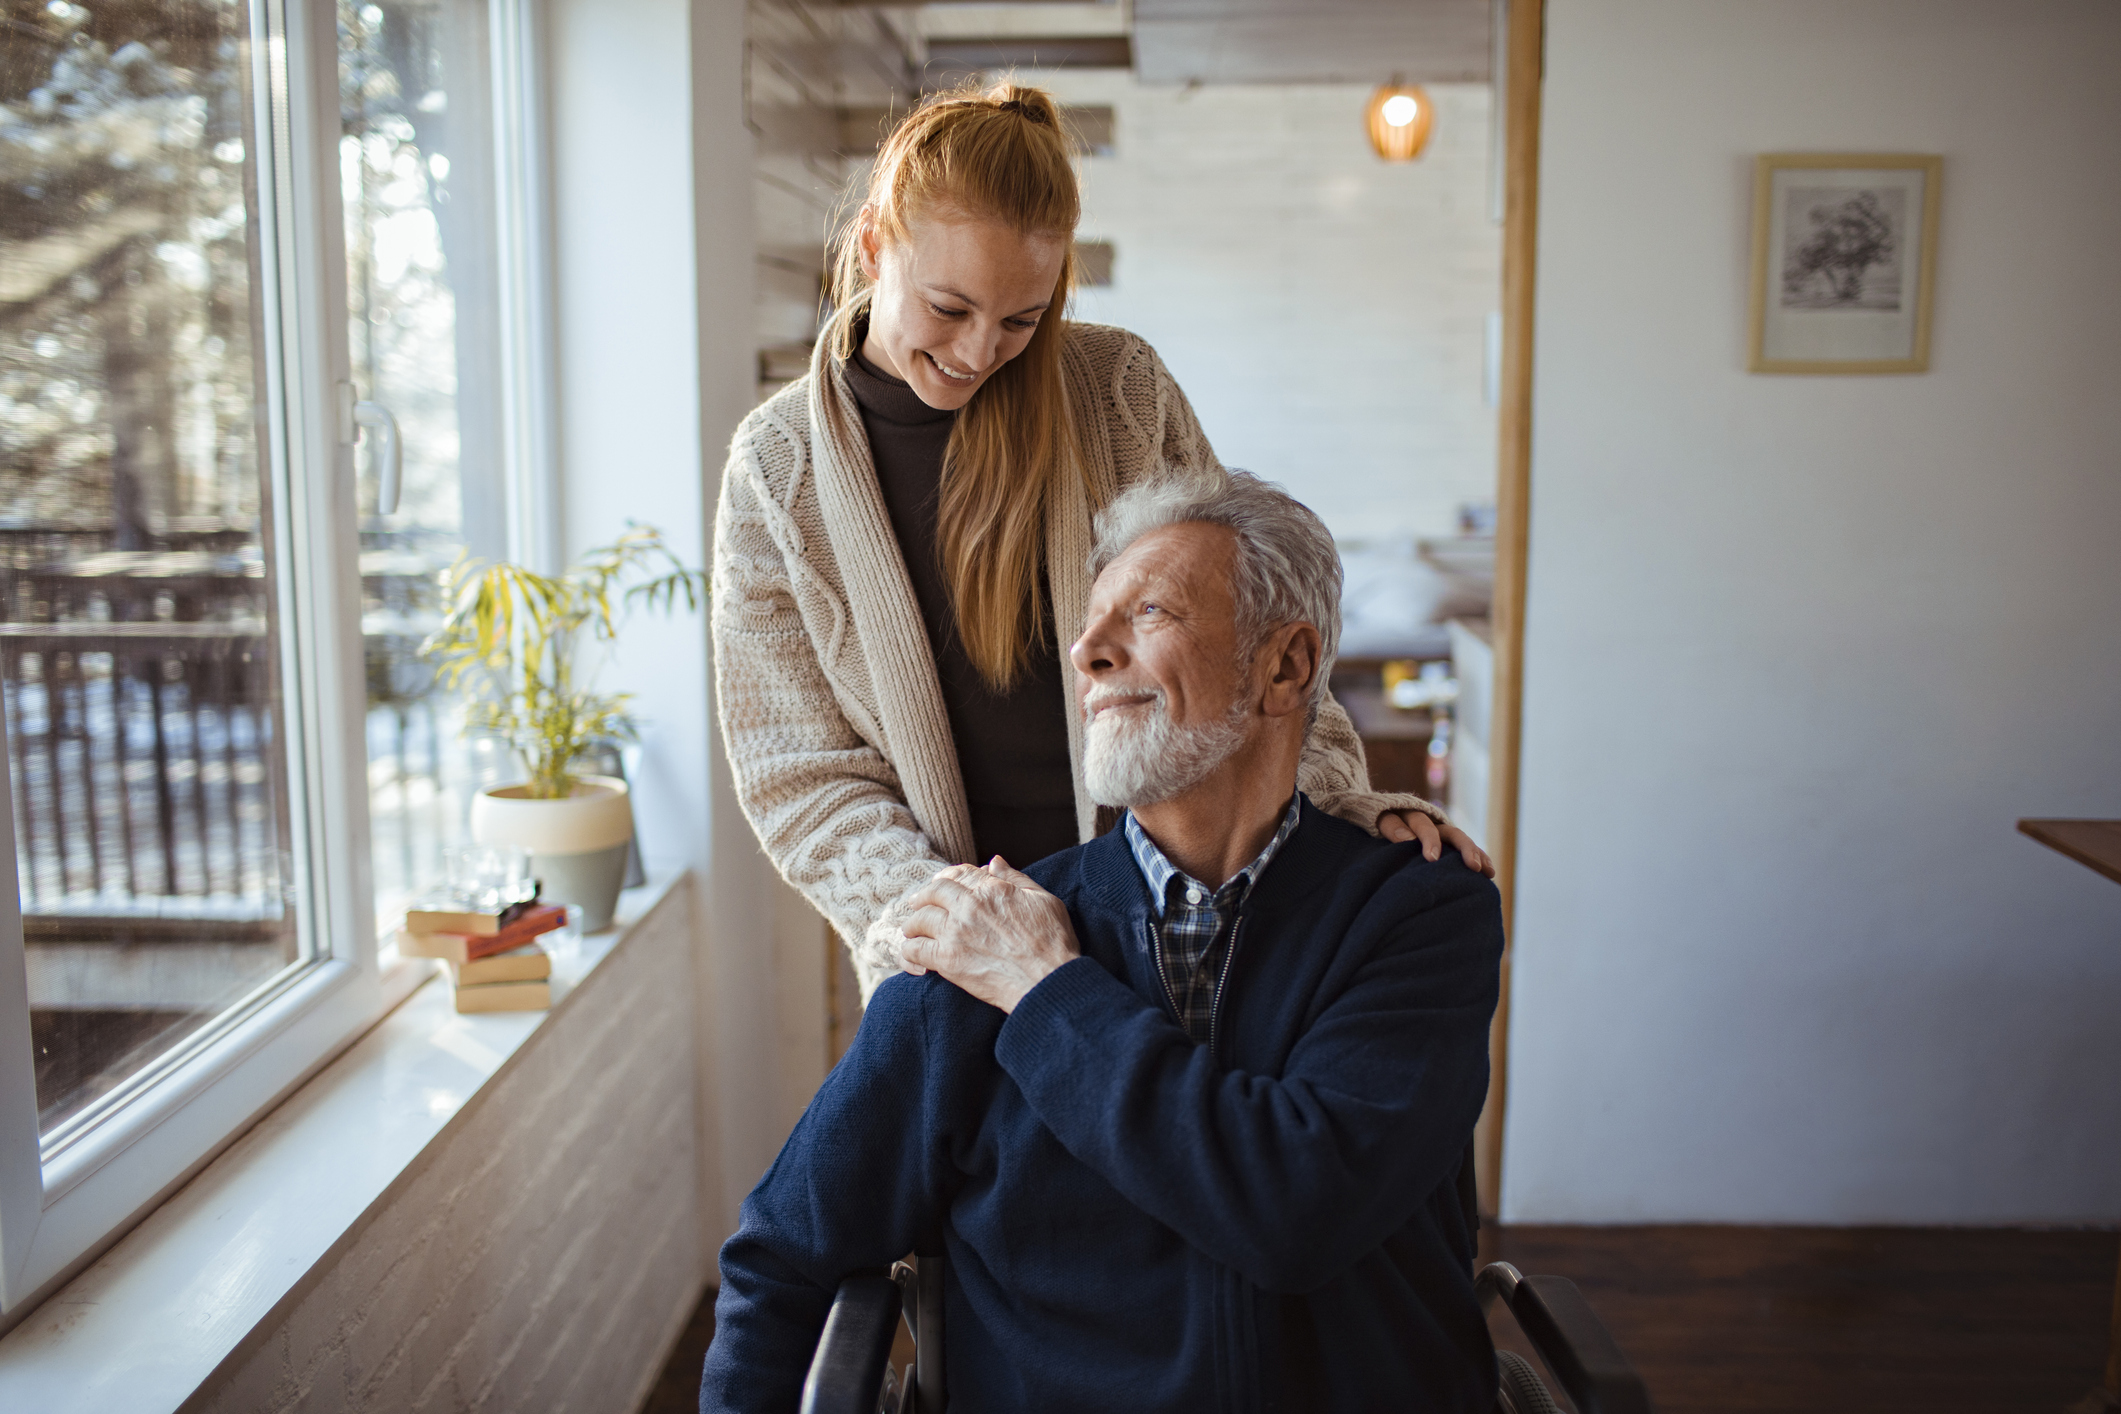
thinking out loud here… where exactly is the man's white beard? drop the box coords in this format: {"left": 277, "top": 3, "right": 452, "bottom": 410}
{"left": 1083, "top": 688, "right": 1250, "bottom": 808}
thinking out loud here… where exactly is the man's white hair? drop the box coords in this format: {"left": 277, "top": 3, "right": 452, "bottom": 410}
{"left": 1088, "top": 470, "right": 1342, "bottom": 720}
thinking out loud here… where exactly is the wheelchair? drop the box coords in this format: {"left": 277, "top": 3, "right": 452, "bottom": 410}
{"left": 797, "top": 1149, "right": 1653, "bottom": 1414}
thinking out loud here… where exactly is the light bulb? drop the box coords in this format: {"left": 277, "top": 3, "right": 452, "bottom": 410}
{"left": 1365, "top": 81, "right": 1433, "bottom": 161}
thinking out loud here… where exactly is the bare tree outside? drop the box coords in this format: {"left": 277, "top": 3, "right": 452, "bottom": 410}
{"left": 1, "top": 0, "right": 295, "bottom": 1133}
{"left": 0, "top": 0, "right": 498, "bottom": 1136}
{"left": 338, "top": 0, "right": 512, "bottom": 921}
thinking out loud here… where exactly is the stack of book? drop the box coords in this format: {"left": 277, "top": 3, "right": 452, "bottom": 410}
{"left": 398, "top": 898, "right": 567, "bottom": 1013}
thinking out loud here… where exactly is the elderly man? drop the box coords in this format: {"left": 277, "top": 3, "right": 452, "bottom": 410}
{"left": 700, "top": 473, "right": 1504, "bottom": 1413}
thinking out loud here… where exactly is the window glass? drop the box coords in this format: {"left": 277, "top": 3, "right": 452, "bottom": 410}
{"left": 0, "top": 0, "right": 299, "bottom": 1139}
{"left": 338, "top": 0, "right": 504, "bottom": 927}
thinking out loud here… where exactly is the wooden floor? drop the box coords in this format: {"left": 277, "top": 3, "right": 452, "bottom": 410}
{"left": 642, "top": 1288, "right": 717, "bottom": 1414}
{"left": 646, "top": 1225, "right": 2120, "bottom": 1413}
{"left": 1481, "top": 1225, "right": 2117, "bottom": 1414}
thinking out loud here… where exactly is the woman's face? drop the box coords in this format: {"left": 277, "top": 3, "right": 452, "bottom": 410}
{"left": 858, "top": 209, "right": 1067, "bottom": 411}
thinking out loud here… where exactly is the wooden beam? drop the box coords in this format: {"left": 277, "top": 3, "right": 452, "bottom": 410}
{"left": 1473, "top": 0, "right": 1544, "bottom": 1220}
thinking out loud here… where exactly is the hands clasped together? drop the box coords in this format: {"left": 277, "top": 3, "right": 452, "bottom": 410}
{"left": 891, "top": 812, "right": 1486, "bottom": 1017}
{"left": 897, "top": 858, "right": 1082, "bottom": 1015}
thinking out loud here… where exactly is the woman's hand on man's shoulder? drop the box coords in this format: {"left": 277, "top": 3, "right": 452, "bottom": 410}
{"left": 1378, "top": 809, "right": 1494, "bottom": 878}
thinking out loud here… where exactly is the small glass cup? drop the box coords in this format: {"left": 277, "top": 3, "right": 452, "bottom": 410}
{"left": 541, "top": 904, "right": 586, "bottom": 977}
{"left": 443, "top": 844, "right": 535, "bottom": 913}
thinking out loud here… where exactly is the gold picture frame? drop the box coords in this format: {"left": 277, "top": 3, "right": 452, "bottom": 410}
{"left": 1748, "top": 153, "right": 1942, "bottom": 374}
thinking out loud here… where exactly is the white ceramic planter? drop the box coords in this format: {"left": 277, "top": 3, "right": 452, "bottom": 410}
{"left": 470, "top": 775, "right": 634, "bottom": 931}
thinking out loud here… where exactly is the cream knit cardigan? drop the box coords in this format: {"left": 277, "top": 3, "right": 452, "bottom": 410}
{"left": 711, "top": 322, "right": 1445, "bottom": 996}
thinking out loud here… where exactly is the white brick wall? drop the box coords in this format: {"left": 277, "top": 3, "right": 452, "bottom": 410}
{"left": 189, "top": 886, "right": 705, "bottom": 1414}
{"left": 1031, "top": 71, "right": 1503, "bottom": 544}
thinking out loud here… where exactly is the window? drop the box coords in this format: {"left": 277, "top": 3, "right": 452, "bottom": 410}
{"left": 0, "top": 0, "right": 542, "bottom": 1312}
{"left": 2, "top": 0, "right": 303, "bottom": 1151}
{"left": 339, "top": 0, "right": 511, "bottom": 926}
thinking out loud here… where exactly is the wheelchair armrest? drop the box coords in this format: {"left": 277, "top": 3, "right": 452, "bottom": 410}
{"left": 1478, "top": 1263, "right": 1653, "bottom": 1414}
{"left": 800, "top": 1276, "right": 902, "bottom": 1414}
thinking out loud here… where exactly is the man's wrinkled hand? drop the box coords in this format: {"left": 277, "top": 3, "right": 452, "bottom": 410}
{"left": 898, "top": 858, "right": 1081, "bottom": 1014}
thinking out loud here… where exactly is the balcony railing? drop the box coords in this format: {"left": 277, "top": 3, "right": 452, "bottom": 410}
{"left": 1, "top": 525, "right": 466, "bottom": 934}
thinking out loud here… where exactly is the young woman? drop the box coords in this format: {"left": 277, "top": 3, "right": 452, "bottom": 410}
{"left": 712, "top": 81, "right": 1487, "bottom": 995}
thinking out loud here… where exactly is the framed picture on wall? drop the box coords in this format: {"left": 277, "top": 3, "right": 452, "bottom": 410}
{"left": 1748, "top": 153, "right": 1942, "bottom": 373}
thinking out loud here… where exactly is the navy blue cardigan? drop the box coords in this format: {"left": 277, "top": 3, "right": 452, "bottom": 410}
{"left": 701, "top": 799, "right": 1503, "bottom": 1413}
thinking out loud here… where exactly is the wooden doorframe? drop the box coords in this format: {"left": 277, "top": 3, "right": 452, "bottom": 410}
{"left": 1473, "top": 0, "right": 1546, "bottom": 1218}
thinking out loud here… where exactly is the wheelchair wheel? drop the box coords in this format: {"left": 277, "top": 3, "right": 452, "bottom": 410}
{"left": 1495, "top": 1349, "right": 1563, "bottom": 1414}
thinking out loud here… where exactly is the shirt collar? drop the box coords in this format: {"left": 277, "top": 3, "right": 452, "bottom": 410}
{"left": 1124, "top": 793, "right": 1302, "bottom": 912}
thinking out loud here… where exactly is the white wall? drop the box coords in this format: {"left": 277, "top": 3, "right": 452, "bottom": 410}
{"left": 1505, "top": 0, "right": 2121, "bottom": 1224}
{"left": 548, "top": 0, "right": 808, "bottom": 1256}
{"left": 194, "top": 888, "right": 702, "bottom": 1413}
{"left": 1029, "top": 70, "right": 1501, "bottom": 546}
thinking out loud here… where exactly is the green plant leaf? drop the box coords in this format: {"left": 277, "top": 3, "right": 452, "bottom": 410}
{"left": 417, "top": 524, "right": 705, "bottom": 788}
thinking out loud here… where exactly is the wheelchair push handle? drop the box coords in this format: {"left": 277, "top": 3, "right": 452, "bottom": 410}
{"left": 799, "top": 1276, "right": 902, "bottom": 1414}
{"left": 802, "top": 1249, "right": 945, "bottom": 1414}
{"left": 1478, "top": 1262, "right": 1654, "bottom": 1414}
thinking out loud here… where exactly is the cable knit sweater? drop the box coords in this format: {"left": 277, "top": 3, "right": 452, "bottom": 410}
{"left": 711, "top": 320, "right": 1446, "bottom": 996}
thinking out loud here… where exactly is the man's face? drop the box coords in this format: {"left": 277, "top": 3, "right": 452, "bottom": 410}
{"left": 1069, "top": 523, "right": 1254, "bottom": 807}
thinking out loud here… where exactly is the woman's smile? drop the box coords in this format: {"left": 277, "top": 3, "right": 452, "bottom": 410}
{"left": 922, "top": 350, "right": 979, "bottom": 383}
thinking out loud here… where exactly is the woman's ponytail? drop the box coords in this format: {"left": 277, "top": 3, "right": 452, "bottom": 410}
{"left": 825, "top": 80, "right": 1083, "bottom": 691}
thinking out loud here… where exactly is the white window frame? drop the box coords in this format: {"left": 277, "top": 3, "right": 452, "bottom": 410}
{"left": 0, "top": 0, "right": 553, "bottom": 1316}
{"left": 491, "top": 0, "right": 562, "bottom": 576}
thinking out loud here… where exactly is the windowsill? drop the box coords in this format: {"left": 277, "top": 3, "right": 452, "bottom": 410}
{"left": 0, "top": 872, "right": 687, "bottom": 1412}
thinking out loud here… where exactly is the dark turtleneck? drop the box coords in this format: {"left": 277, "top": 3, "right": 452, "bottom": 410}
{"left": 843, "top": 347, "right": 1079, "bottom": 870}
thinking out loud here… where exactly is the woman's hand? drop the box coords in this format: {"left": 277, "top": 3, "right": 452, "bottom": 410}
{"left": 898, "top": 858, "right": 1081, "bottom": 1014}
{"left": 1379, "top": 809, "right": 1495, "bottom": 878}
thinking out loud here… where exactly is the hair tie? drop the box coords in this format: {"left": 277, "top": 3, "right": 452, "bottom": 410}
{"left": 997, "top": 97, "right": 1048, "bottom": 125}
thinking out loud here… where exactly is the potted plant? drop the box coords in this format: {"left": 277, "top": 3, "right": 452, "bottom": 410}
{"left": 422, "top": 524, "right": 705, "bottom": 931}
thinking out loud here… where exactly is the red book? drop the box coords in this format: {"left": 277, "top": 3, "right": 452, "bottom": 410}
{"left": 399, "top": 902, "right": 566, "bottom": 964}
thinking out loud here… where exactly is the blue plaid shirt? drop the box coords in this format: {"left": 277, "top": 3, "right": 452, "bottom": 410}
{"left": 1123, "top": 794, "right": 1303, "bottom": 1044}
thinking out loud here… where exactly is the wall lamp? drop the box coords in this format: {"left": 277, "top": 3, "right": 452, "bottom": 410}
{"left": 1365, "top": 79, "right": 1434, "bottom": 162}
